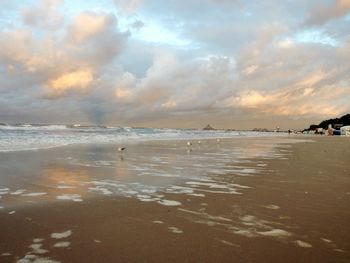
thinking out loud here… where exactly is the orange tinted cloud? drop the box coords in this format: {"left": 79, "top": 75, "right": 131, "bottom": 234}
{"left": 48, "top": 69, "right": 93, "bottom": 95}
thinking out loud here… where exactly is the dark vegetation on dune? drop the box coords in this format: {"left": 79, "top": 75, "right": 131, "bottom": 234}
{"left": 308, "top": 113, "right": 350, "bottom": 130}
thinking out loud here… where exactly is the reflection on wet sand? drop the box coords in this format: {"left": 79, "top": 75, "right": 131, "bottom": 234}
{"left": 0, "top": 138, "right": 298, "bottom": 209}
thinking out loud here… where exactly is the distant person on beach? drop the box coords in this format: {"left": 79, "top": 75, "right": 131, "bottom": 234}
{"left": 328, "top": 124, "right": 333, "bottom": 136}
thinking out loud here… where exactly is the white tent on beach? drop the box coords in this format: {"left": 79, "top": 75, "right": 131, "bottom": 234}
{"left": 340, "top": 126, "right": 350, "bottom": 136}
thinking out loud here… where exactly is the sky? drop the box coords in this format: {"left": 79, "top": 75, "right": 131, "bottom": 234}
{"left": 0, "top": 0, "right": 350, "bottom": 129}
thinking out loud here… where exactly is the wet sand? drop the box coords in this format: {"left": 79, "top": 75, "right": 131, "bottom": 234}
{"left": 0, "top": 136, "right": 349, "bottom": 262}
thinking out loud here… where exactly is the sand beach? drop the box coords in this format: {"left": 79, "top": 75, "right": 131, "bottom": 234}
{"left": 0, "top": 136, "right": 349, "bottom": 263}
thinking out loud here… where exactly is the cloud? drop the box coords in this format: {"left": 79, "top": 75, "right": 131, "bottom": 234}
{"left": 46, "top": 69, "right": 94, "bottom": 97}
{"left": 305, "top": 0, "right": 350, "bottom": 26}
{"left": 114, "top": 0, "right": 143, "bottom": 13}
{"left": 113, "top": 52, "right": 237, "bottom": 118}
{"left": 21, "top": 0, "right": 64, "bottom": 29}
{"left": 0, "top": 7, "right": 128, "bottom": 97}
{"left": 130, "top": 19, "right": 145, "bottom": 30}
{"left": 1, "top": 0, "right": 350, "bottom": 128}
{"left": 230, "top": 85, "right": 348, "bottom": 117}
{"left": 69, "top": 12, "right": 116, "bottom": 43}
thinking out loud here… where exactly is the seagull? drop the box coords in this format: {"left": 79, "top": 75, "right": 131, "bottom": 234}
{"left": 187, "top": 141, "right": 192, "bottom": 147}
{"left": 118, "top": 147, "right": 126, "bottom": 152}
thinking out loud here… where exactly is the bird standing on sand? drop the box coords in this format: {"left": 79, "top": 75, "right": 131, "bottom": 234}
{"left": 118, "top": 147, "right": 126, "bottom": 152}
{"left": 187, "top": 141, "right": 192, "bottom": 147}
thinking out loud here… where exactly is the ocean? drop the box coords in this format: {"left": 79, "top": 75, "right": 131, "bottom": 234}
{"left": 0, "top": 124, "right": 284, "bottom": 152}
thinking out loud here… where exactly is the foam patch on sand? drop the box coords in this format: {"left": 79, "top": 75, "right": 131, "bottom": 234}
{"left": 333, "top": 248, "right": 345, "bottom": 253}
{"left": 0, "top": 188, "right": 9, "bottom": 195}
{"left": 137, "top": 195, "right": 160, "bottom": 202}
{"left": 184, "top": 181, "right": 246, "bottom": 194}
{"left": 51, "top": 230, "right": 72, "bottom": 239}
{"left": 295, "top": 240, "right": 312, "bottom": 248}
{"left": 321, "top": 238, "right": 333, "bottom": 243}
{"left": 166, "top": 186, "right": 194, "bottom": 194}
{"left": 140, "top": 189, "right": 157, "bottom": 194}
{"left": 28, "top": 243, "right": 49, "bottom": 254}
{"left": 188, "top": 193, "right": 205, "bottom": 197}
{"left": 157, "top": 200, "right": 181, "bottom": 206}
{"left": 11, "top": 189, "right": 26, "bottom": 195}
{"left": 56, "top": 194, "right": 82, "bottom": 202}
{"left": 215, "top": 238, "right": 239, "bottom": 247}
{"left": 152, "top": 220, "right": 164, "bottom": 224}
{"left": 257, "top": 229, "right": 291, "bottom": 237}
{"left": 33, "top": 238, "right": 44, "bottom": 243}
{"left": 168, "top": 227, "right": 183, "bottom": 234}
{"left": 22, "top": 192, "right": 47, "bottom": 197}
{"left": 53, "top": 241, "right": 71, "bottom": 248}
{"left": 86, "top": 180, "right": 185, "bottom": 207}
{"left": 238, "top": 168, "right": 257, "bottom": 174}
{"left": 18, "top": 256, "right": 60, "bottom": 263}
{"left": 178, "top": 208, "right": 233, "bottom": 227}
{"left": 88, "top": 187, "right": 113, "bottom": 195}
{"left": 56, "top": 185, "right": 75, "bottom": 189}
{"left": 262, "top": 204, "right": 280, "bottom": 210}
{"left": 233, "top": 229, "right": 257, "bottom": 238}
{"left": 17, "top": 238, "right": 52, "bottom": 262}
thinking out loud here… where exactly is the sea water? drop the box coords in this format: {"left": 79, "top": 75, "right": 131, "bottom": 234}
{"left": 0, "top": 124, "right": 284, "bottom": 152}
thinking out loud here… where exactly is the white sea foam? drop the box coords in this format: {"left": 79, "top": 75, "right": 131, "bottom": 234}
{"left": 321, "top": 238, "right": 332, "bottom": 243}
{"left": 178, "top": 208, "right": 233, "bottom": 223}
{"left": 216, "top": 239, "right": 239, "bottom": 247}
{"left": 0, "top": 188, "right": 9, "bottom": 195}
{"left": 51, "top": 230, "right": 72, "bottom": 239}
{"left": 137, "top": 195, "right": 159, "bottom": 202}
{"left": 56, "top": 194, "right": 82, "bottom": 202}
{"left": 157, "top": 200, "right": 182, "bottom": 206}
{"left": 53, "top": 241, "right": 70, "bottom": 248}
{"left": 333, "top": 249, "right": 345, "bottom": 253}
{"left": 168, "top": 227, "right": 183, "bottom": 234}
{"left": 262, "top": 204, "right": 280, "bottom": 210}
{"left": 257, "top": 229, "right": 291, "bottom": 237}
{"left": 152, "top": 220, "right": 164, "bottom": 224}
{"left": 88, "top": 187, "right": 113, "bottom": 195}
{"left": 28, "top": 243, "right": 49, "bottom": 254}
{"left": 184, "top": 181, "right": 244, "bottom": 194}
{"left": 22, "top": 192, "right": 47, "bottom": 197}
{"left": 11, "top": 189, "right": 26, "bottom": 195}
{"left": 56, "top": 185, "right": 75, "bottom": 189}
{"left": 233, "top": 229, "right": 257, "bottom": 238}
{"left": 295, "top": 240, "right": 312, "bottom": 248}
{"left": 188, "top": 193, "right": 205, "bottom": 197}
